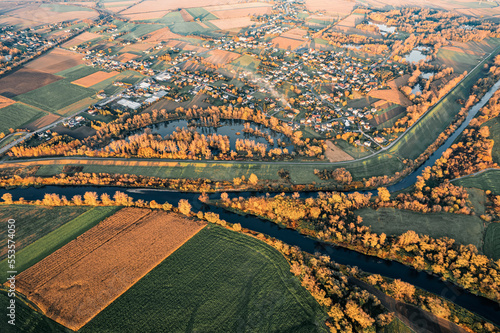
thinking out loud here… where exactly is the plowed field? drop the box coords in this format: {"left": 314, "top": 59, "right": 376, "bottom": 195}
{"left": 16, "top": 208, "right": 206, "bottom": 331}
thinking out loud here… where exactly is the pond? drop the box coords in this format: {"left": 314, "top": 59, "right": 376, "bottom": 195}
{"left": 368, "top": 21, "right": 396, "bottom": 35}
{"left": 421, "top": 72, "right": 435, "bottom": 79}
{"left": 118, "top": 119, "right": 295, "bottom": 154}
{"left": 411, "top": 84, "right": 422, "bottom": 95}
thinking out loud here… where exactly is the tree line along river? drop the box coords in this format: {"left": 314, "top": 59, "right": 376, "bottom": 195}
{"left": 1, "top": 78, "right": 500, "bottom": 325}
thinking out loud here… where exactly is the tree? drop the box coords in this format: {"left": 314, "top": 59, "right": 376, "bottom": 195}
{"left": 248, "top": 173, "right": 259, "bottom": 185}
{"left": 377, "top": 187, "right": 391, "bottom": 202}
{"left": 1, "top": 193, "right": 12, "bottom": 204}
{"left": 178, "top": 199, "right": 192, "bottom": 216}
{"left": 84, "top": 192, "right": 99, "bottom": 206}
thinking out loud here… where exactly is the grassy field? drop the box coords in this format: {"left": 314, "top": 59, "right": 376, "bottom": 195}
{"left": 357, "top": 207, "right": 485, "bottom": 250}
{"left": 40, "top": 3, "right": 93, "bottom": 12}
{"left": 484, "top": 223, "right": 500, "bottom": 260}
{"left": 186, "top": 7, "right": 218, "bottom": 20}
{"left": 452, "top": 169, "right": 500, "bottom": 194}
{"left": 482, "top": 116, "right": 500, "bottom": 163}
{"left": 434, "top": 48, "right": 481, "bottom": 72}
{"left": 81, "top": 225, "right": 328, "bottom": 332}
{"left": 14, "top": 80, "right": 96, "bottom": 114}
{"left": 89, "top": 70, "right": 145, "bottom": 95}
{"left": 0, "top": 292, "right": 67, "bottom": 333}
{"left": 0, "top": 205, "right": 92, "bottom": 260}
{"left": 0, "top": 206, "right": 121, "bottom": 280}
{"left": 380, "top": 318, "right": 414, "bottom": 333}
{"left": 0, "top": 103, "right": 46, "bottom": 133}
{"left": 231, "top": 55, "right": 261, "bottom": 71}
{"left": 55, "top": 65, "right": 101, "bottom": 81}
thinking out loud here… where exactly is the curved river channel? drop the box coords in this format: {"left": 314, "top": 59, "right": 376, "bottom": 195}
{"left": 2, "top": 80, "right": 500, "bottom": 325}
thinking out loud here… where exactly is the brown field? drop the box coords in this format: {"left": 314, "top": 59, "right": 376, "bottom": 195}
{"left": 62, "top": 32, "right": 102, "bottom": 48}
{"left": 72, "top": 71, "right": 119, "bottom": 87}
{"left": 143, "top": 26, "right": 183, "bottom": 43}
{"left": 180, "top": 8, "right": 194, "bottom": 22}
{"left": 336, "top": 14, "right": 365, "bottom": 28}
{"left": 368, "top": 105, "right": 405, "bottom": 126}
{"left": 368, "top": 79, "right": 413, "bottom": 107}
{"left": 25, "top": 48, "right": 84, "bottom": 74}
{"left": 305, "top": 0, "right": 356, "bottom": 15}
{"left": 2, "top": 4, "right": 97, "bottom": 27}
{"left": 209, "top": 3, "right": 272, "bottom": 19}
{"left": 204, "top": 49, "right": 241, "bottom": 65}
{"left": 164, "top": 40, "right": 205, "bottom": 53}
{"left": 272, "top": 37, "right": 306, "bottom": 50}
{"left": 0, "top": 95, "right": 15, "bottom": 108}
{"left": 16, "top": 208, "right": 206, "bottom": 331}
{"left": 0, "top": 69, "right": 63, "bottom": 98}
{"left": 211, "top": 16, "right": 257, "bottom": 30}
{"left": 122, "top": 10, "right": 171, "bottom": 20}
{"left": 25, "top": 113, "right": 61, "bottom": 131}
{"left": 56, "top": 96, "right": 98, "bottom": 116}
{"left": 325, "top": 140, "right": 354, "bottom": 162}
{"left": 116, "top": 52, "right": 139, "bottom": 63}
{"left": 281, "top": 28, "right": 308, "bottom": 39}
{"left": 120, "top": 43, "right": 155, "bottom": 52}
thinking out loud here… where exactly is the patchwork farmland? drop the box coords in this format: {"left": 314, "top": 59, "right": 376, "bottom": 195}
{"left": 16, "top": 208, "right": 206, "bottom": 331}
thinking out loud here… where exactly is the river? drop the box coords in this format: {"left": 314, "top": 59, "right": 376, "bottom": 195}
{"left": 1, "top": 79, "right": 500, "bottom": 325}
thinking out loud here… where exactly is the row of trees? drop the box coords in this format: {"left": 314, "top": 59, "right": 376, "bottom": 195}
{"left": 217, "top": 191, "right": 500, "bottom": 303}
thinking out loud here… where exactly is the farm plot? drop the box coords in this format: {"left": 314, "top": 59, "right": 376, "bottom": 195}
{"left": 305, "top": 0, "right": 356, "bottom": 15}
{"left": 204, "top": 49, "right": 241, "bottom": 65}
{"left": 0, "top": 95, "right": 15, "bottom": 108}
{"left": 0, "top": 4, "right": 97, "bottom": 27}
{"left": 14, "top": 80, "right": 96, "bottom": 114}
{"left": 81, "top": 226, "right": 328, "bottom": 332}
{"left": 0, "top": 103, "right": 46, "bottom": 133}
{"left": 56, "top": 64, "right": 101, "bottom": 81}
{"left": 484, "top": 223, "right": 500, "bottom": 260}
{"left": 25, "top": 48, "right": 85, "bottom": 74}
{"left": 16, "top": 208, "right": 206, "bottom": 331}
{"left": 452, "top": 169, "right": 500, "bottom": 194}
{"left": 325, "top": 140, "right": 354, "bottom": 162}
{"left": 61, "top": 31, "right": 102, "bottom": 48}
{"left": 231, "top": 54, "right": 261, "bottom": 70}
{"left": 357, "top": 207, "right": 484, "bottom": 250}
{"left": 434, "top": 48, "right": 482, "bottom": 73}
{"left": 0, "top": 206, "right": 120, "bottom": 281}
{"left": 0, "top": 205, "right": 91, "bottom": 261}
{"left": 211, "top": 17, "right": 257, "bottom": 30}
{"left": 142, "top": 26, "right": 183, "bottom": 43}
{"left": 25, "top": 113, "right": 61, "bottom": 131}
{"left": 0, "top": 69, "right": 63, "bottom": 98}
{"left": 482, "top": 116, "right": 500, "bottom": 163}
{"left": 272, "top": 37, "right": 306, "bottom": 50}
{"left": 116, "top": 52, "right": 139, "bottom": 63}
{"left": 208, "top": 2, "right": 272, "bottom": 19}
{"left": 71, "top": 71, "right": 119, "bottom": 88}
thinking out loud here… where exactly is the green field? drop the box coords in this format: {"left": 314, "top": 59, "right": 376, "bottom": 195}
{"left": 357, "top": 207, "right": 484, "bottom": 250}
{"left": 482, "top": 116, "right": 500, "bottom": 163}
{"left": 0, "top": 292, "right": 67, "bottom": 333}
{"left": 452, "top": 169, "right": 500, "bottom": 194}
{"left": 14, "top": 80, "right": 96, "bottom": 114}
{"left": 55, "top": 65, "right": 101, "bottom": 81}
{"left": 89, "top": 70, "right": 145, "bottom": 95}
{"left": 119, "top": 24, "right": 164, "bottom": 41}
{"left": 484, "top": 223, "right": 500, "bottom": 260}
{"left": 380, "top": 318, "right": 414, "bottom": 333}
{"left": 185, "top": 7, "right": 218, "bottom": 21}
{"left": 434, "top": 48, "right": 482, "bottom": 72}
{"left": 81, "top": 226, "right": 328, "bottom": 332}
{"left": 0, "top": 103, "right": 46, "bottom": 133}
{"left": 0, "top": 205, "right": 92, "bottom": 261}
{"left": 231, "top": 55, "right": 261, "bottom": 70}
{"left": 40, "top": 3, "right": 92, "bottom": 12}
{"left": 0, "top": 206, "right": 121, "bottom": 280}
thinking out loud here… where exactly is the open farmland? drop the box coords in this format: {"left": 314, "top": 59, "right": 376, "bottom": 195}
{"left": 357, "top": 207, "right": 484, "bottom": 250}
{"left": 204, "top": 49, "right": 241, "bottom": 65}
{"left": 482, "top": 116, "right": 500, "bottom": 163}
{"left": 0, "top": 292, "right": 66, "bottom": 333}
{"left": 0, "top": 69, "right": 63, "bottom": 98}
{"left": 305, "top": 0, "right": 356, "bottom": 15}
{"left": 71, "top": 71, "right": 119, "bottom": 88}
{"left": 211, "top": 16, "right": 257, "bottom": 30}
{"left": 231, "top": 54, "right": 261, "bottom": 70}
{"left": 14, "top": 80, "right": 96, "bottom": 114}
{"left": 452, "top": 169, "right": 500, "bottom": 194}
{"left": 0, "top": 205, "right": 91, "bottom": 261}
{"left": 208, "top": 2, "right": 272, "bottom": 19}
{"left": 25, "top": 113, "right": 61, "bottom": 131}
{"left": 0, "top": 103, "right": 46, "bottom": 133}
{"left": 434, "top": 48, "right": 482, "bottom": 73}
{"left": 25, "top": 48, "right": 85, "bottom": 74}
{"left": 61, "top": 31, "right": 102, "bottom": 49}
{"left": 0, "top": 95, "right": 15, "bottom": 108}
{"left": 55, "top": 64, "right": 101, "bottom": 81}
{"left": 0, "top": 206, "right": 120, "bottom": 280}
{"left": 16, "top": 208, "right": 206, "bottom": 331}
{"left": 81, "top": 226, "right": 328, "bottom": 332}
{"left": 484, "top": 223, "right": 500, "bottom": 260}
{"left": 272, "top": 36, "right": 306, "bottom": 50}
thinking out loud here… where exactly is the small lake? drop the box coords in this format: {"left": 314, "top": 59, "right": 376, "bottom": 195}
{"left": 122, "top": 119, "right": 295, "bottom": 154}
{"left": 421, "top": 72, "right": 435, "bottom": 79}
{"left": 411, "top": 84, "right": 422, "bottom": 95}
{"left": 404, "top": 46, "right": 431, "bottom": 64}
{"left": 368, "top": 21, "right": 396, "bottom": 35}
